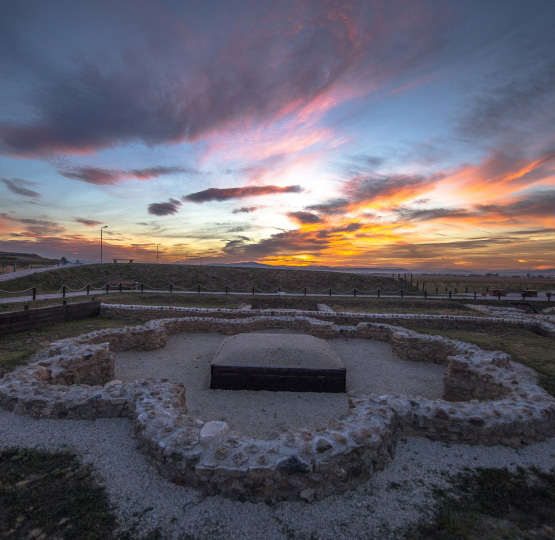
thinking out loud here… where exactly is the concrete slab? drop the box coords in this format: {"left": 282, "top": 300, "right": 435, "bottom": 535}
{"left": 210, "top": 333, "right": 346, "bottom": 393}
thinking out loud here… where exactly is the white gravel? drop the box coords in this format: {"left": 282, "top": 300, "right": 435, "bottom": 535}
{"left": 114, "top": 331, "right": 445, "bottom": 437}
{"left": 1, "top": 410, "right": 554, "bottom": 539}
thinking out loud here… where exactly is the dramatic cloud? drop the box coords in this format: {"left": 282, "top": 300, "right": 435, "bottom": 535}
{"left": 232, "top": 207, "right": 260, "bottom": 214}
{"left": 0, "top": 213, "right": 64, "bottom": 235}
{"left": 1, "top": 178, "right": 41, "bottom": 198}
{"left": 475, "top": 189, "right": 555, "bottom": 218}
{"left": 394, "top": 207, "right": 476, "bottom": 222}
{"left": 183, "top": 185, "right": 303, "bottom": 203}
{"left": 0, "top": 1, "right": 448, "bottom": 156}
{"left": 305, "top": 198, "right": 350, "bottom": 216}
{"left": 287, "top": 211, "right": 322, "bottom": 224}
{"left": 343, "top": 173, "right": 439, "bottom": 205}
{"left": 147, "top": 198, "right": 182, "bottom": 216}
{"left": 58, "top": 165, "right": 185, "bottom": 185}
{"left": 221, "top": 229, "right": 329, "bottom": 258}
{"left": 75, "top": 217, "right": 103, "bottom": 227}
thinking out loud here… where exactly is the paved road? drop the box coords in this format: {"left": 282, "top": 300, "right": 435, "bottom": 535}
{"left": 0, "top": 263, "right": 96, "bottom": 283}
{"left": 0, "top": 288, "right": 552, "bottom": 305}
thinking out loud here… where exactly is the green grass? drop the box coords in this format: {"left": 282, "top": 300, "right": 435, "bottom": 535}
{"left": 406, "top": 325, "right": 555, "bottom": 397}
{"left": 0, "top": 316, "right": 141, "bottom": 377}
{"left": 328, "top": 297, "right": 484, "bottom": 315}
{"left": 0, "top": 448, "right": 118, "bottom": 539}
{"left": 410, "top": 467, "right": 555, "bottom": 539}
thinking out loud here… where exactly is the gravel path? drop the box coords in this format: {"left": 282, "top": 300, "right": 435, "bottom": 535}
{"left": 1, "top": 410, "right": 554, "bottom": 539}
{"left": 114, "top": 331, "right": 445, "bottom": 437}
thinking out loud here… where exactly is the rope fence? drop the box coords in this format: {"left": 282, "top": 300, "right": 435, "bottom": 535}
{"left": 0, "top": 281, "right": 551, "bottom": 303}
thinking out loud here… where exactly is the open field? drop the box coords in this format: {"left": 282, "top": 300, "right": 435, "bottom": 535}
{"left": 0, "top": 263, "right": 415, "bottom": 295}
{"left": 413, "top": 274, "right": 555, "bottom": 294}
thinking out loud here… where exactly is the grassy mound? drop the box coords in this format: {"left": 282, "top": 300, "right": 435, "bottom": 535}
{"left": 0, "top": 263, "right": 414, "bottom": 295}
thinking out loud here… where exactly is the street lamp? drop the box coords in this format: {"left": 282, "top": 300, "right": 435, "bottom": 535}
{"left": 100, "top": 225, "right": 108, "bottom": 264}
{"left": 156, "top": 243, "right": 161, "bottom": 264}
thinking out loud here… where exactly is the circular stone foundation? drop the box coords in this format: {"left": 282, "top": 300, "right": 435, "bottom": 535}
{"left": 114, "top": 329, "right": 445, "bottom": 437}
{"left": 1, "top": 308, "right": 554, "bottom": 503}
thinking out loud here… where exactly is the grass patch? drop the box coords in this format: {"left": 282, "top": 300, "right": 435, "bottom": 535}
{"left": 0, "top": 448, "right": 118, "bottom": 539}
{"left": 410, "top": 467, "right": 555, "bottom": 539}
{"left": 0, "top": 316, "right": 140, "bottom": 377}
{"left": 100, "top": 292, "right": 243, "bottom": 309}
{"left": 406, "top": 325, "right": 555, "bottom": 397}
{"left": 328, "top": 297, "right": 483, "bottom": 315}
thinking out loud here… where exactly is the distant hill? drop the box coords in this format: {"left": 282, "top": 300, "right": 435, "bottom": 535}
{"left": 215, "top": 261, "right": 407, "bottom": 272}
{"left": 0, "top": 251, "right": 59, "bottom": 266}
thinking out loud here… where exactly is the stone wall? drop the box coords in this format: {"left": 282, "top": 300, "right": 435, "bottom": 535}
{"left": 1, "top": 306, "right": 554, "bottom": 502}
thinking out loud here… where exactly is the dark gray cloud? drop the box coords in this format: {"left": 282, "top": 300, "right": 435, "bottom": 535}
{"left": 394, "top": 206, "right": 476, "bottom": 221}
{"left": 316, "top": 222, "right": 362, "bottom": 238}
{"left": 306, "top": 198, "right": 350, "bottom": 216}
{"left": 221, "top": 229, "right": 329, "bottom": 258}
{"left": 1, "top": 178, "right": 41, "bottom": 198}
{"left": 58, "top": 165, "right": 186, "bottom": 185}
{"left": 147, "top": 198, "right": 182, "bottom": 216}
{"left": 232, "top": 206, "right": 260, "bottom": 214}
{"left": 475, "top": 189, "right": 555, "bottom": 218}
{"left": 344, "top": 173, "right": 441, "bottom": 203}
{"left": 183, "top": 185, "right": 303, "bottom": 203}
{"left": 287, "top": 211, "right": 322, "bottom": 224}
{"left": 0, "top": 212, "right": 65, "bottom": 235}
{"left": 75, "top": 217, "right": 103, "bottom": 226}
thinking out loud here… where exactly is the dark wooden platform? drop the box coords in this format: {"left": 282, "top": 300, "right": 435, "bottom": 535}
{"left": 210, "top": 333, "right": 346, "bottom": 393}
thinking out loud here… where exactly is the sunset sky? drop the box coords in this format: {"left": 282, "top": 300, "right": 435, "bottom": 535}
{"left": 1, "top": 0, "right": 554, "bottom": 270}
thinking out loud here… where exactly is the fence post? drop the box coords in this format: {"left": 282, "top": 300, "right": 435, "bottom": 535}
{"left": 252, "top": 286, "right": 255, "bottom": 296}
{"left": 198, "top": 285, "right": 200, "bottom": 294}
{"left": 304, "top": 287, "right": 307, "bottom": 296}
{"left": 329, "top": 287, "right": 332, "bottom": 297}
{"left": 62, "top": 285, "right": 66, "bottom": 298}
{"left": 498, "top": 292, "right": 501, "bottom": 301}
{"left": 32, "top": 287, "right": 36, "bottom": 301}
{"left": 436, "top": 287, "right": 438, "bottom": 294}
{"left": 547, "top": 292, "right": 551, "bottom": 302}
{"left": 400, "top": 289, "right": 403, "bottom": 298}
{"left": 377, "top": 288, "right": 380, "bottom": 298}
{"left": 522, "top": 292, "right": 525, "bottom": 301}
{"left": 353, "top": 288, "right": 357, "bottom": 298}
{"left": 416, "top": 282, "right": 419, "bottom": 290}
{"left": 170, "top": 281, "right": 173, "bottom": 293}
{"left": 449, "top": 291, "right": 451, "bottom": 299}
{"left": 474, "top": 291, "right": 477, "bottom": 299}
{"left": 141, "top": 282, "right": 144, "bottom": 293}
{"left": 278, "top": 286, "right": 281, "bottom": 293}
{"left": 106, "top": 283, "right": 109, "bottom": 294}
{"left": 225, "top": 286, "right": 228, "bottom": 295}
{"left": 466, "top": 286, "right": 468, "bottom": 293}
{"left": 455, "top": 287, "right": 457, "bottom": 294}
{"left": 119, "top": 282, "right": 122, "bottom": 293}
{"left": 86, "top": 284, "right": 90, "bottom": 295}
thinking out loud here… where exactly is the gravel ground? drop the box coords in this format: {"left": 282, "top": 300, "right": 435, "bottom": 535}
{"left": 1, "top": 410, "right": 554, "bottom": 539}
{"left": 2, "top": 328, "right": 554, "bottom": 539}
{"left": 114, "top": 331, "right": 445, "bottom": 437}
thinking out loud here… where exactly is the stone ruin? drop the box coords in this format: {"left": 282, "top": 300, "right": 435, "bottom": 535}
{"left": 0, "top": 304, "right": 554, "bottom": 503}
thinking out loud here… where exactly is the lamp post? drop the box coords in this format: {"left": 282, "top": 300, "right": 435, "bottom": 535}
{"left": 156, "top": 244, "right": 160, "bottom": 264}
{"left": 185, "top": 251, "right": 189, "bottom": 263}
{"left": 100, "top": 225, "right": 108, "bottom": 264}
